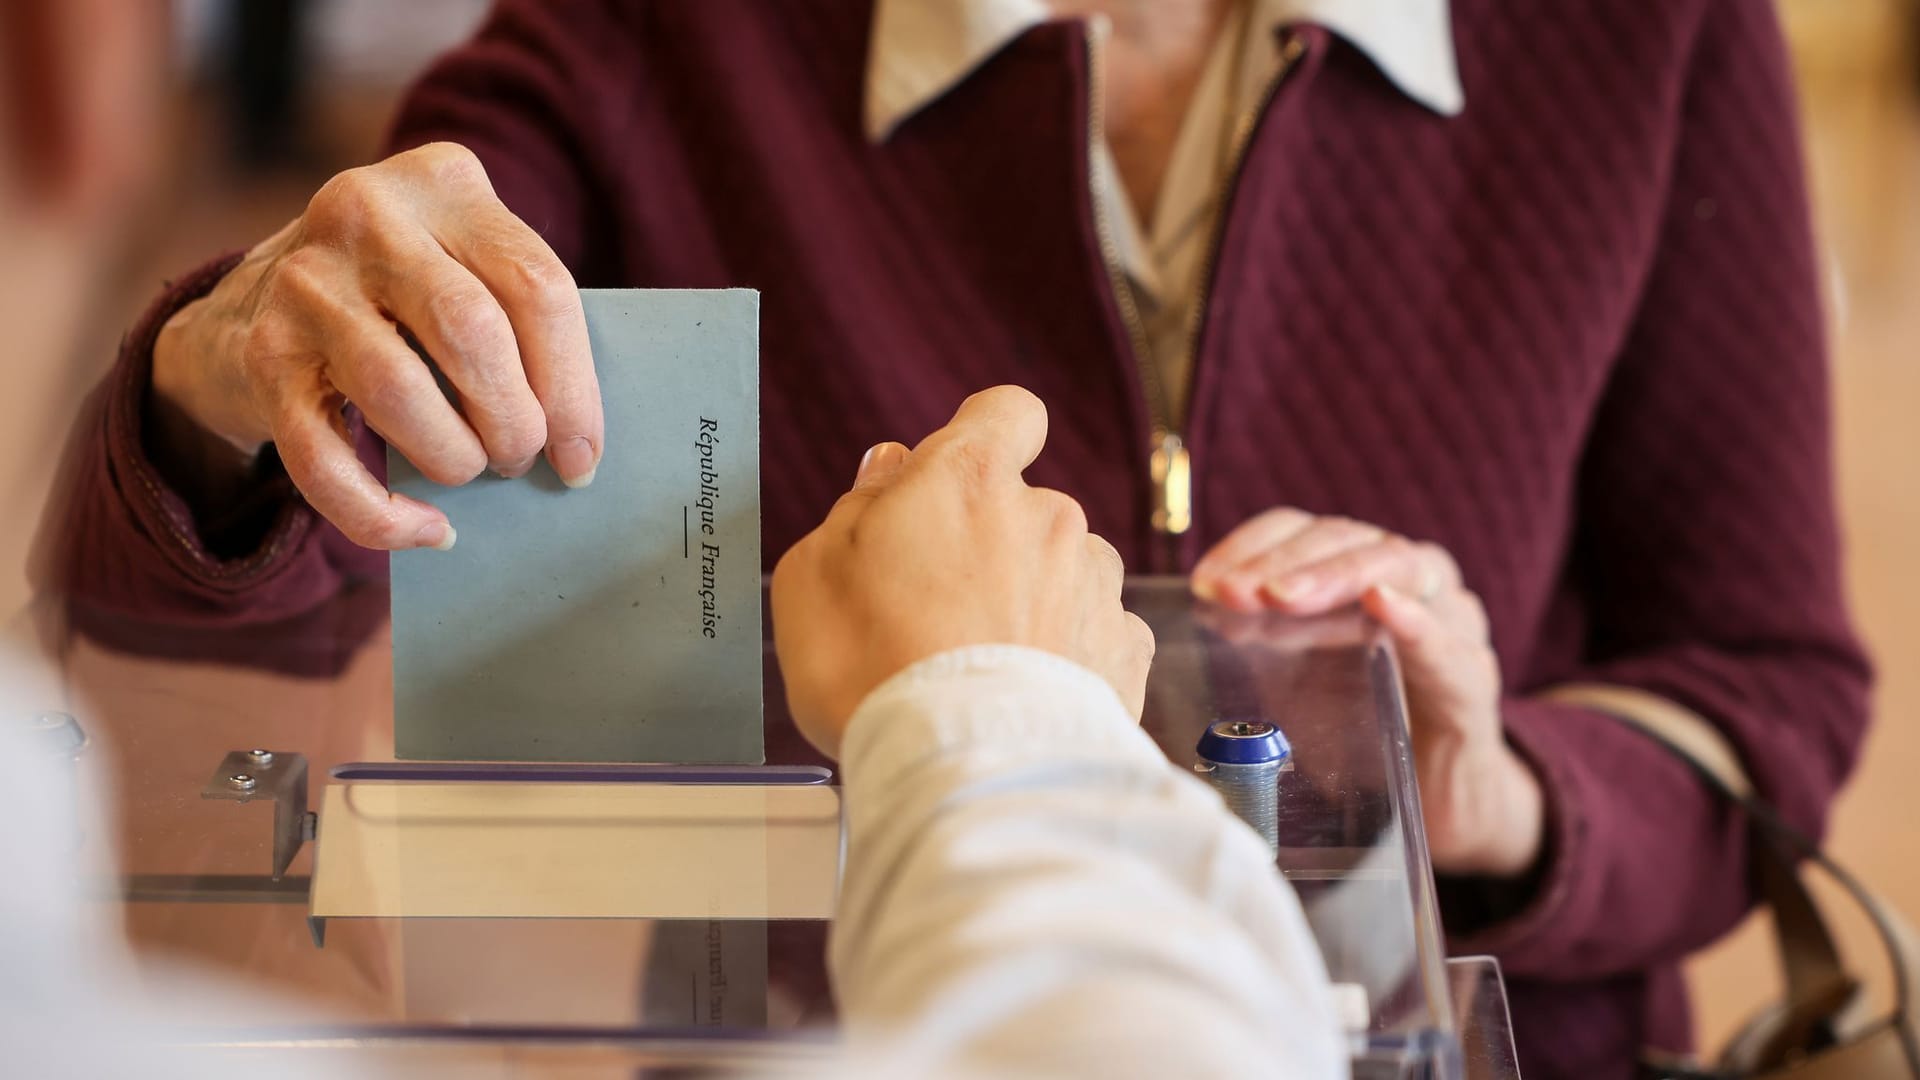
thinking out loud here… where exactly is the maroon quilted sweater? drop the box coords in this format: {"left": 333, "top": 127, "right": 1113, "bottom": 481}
{"left": 60, "top": 1, "right": 1870, "bottom": 1076}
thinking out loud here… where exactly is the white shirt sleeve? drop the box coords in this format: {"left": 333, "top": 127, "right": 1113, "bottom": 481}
{"left": 823, "top": 645, "right": 1349, "bottom": 1080}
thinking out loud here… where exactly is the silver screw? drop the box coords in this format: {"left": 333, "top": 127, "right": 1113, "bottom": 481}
{"left": 228, "top": 773, "right": 257, "bottom": 791}
{"left": 246, "top": 749, "right": 274, "bottom": 766}
{"left": 1205, "top": 760, "right": 1281, "bottom": 848}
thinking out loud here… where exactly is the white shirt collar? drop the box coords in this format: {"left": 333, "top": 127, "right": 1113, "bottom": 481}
{"left": 864, "top": 0, "right": 1464, "bottom": 144}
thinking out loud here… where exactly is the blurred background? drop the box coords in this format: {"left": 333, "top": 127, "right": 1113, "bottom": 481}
{"left": 14, "top": 0, "right": 1920, "bottom": 1057}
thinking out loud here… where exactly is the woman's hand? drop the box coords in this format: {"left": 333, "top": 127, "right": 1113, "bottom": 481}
{"left": 151, "top": 141, "right": 604, "bottom": 552}
{"left": 1192, "top": 508, "right": 1544, "bottom": 878}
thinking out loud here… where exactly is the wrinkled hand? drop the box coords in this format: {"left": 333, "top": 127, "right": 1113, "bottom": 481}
{"left": 771, "top": 387, "right": 1155, "bottom": 759}
{"left": 1192, "top": 509, "right": 1543, "bottom": 877}
{"left": 151, "top": 141, "right": 604, "bottom": 551}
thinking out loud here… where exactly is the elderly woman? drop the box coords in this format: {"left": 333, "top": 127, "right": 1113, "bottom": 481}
{"left": 61, "top": 2, "right": 1868, "bottom": 1076}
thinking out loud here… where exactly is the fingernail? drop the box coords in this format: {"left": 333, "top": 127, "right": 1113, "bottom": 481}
{"left": 855, "top": 442, "right": 906, "bottom": 484}
{"left": 1269, "top": 574, "right": 1316, "bottom": 604}
{"left": 415, "top": 522, "right": 457, "bottom": 551}
{"left": 1190, "top": 576, "right": 1218, "bottom": 602}
{"left": 1374, "top": 583, "right": 1407, "bottom": 607}
{"left": 552, "top": 436, "right": 597, "bottom": 489}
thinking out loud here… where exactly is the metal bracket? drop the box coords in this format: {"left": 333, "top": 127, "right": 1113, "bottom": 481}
{"left": 201, "top": 749, "right": 313, "bottom": 881}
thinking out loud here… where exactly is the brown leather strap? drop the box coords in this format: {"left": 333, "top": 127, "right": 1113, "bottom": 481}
{"left": 1755, "top": 829, "right": 1857, "bottom": 1033}
{"left": 1541, "top": 684, "right": 1920, "bottom": 1075}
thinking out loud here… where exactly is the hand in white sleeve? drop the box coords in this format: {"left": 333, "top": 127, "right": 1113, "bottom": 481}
{"left": 769, "top": 386, "right": 1348, "bottom": 1079}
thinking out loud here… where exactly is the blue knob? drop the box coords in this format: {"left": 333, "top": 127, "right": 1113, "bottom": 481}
{"left": 1195, "top": 718, "right": 1290, "bottom": 766}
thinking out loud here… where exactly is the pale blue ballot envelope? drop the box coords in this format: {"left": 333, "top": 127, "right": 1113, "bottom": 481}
{"left": 389, "top": 289, "right": 763, "bottom": 763}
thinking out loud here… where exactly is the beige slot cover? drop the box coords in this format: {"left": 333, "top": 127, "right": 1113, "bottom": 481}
{"left": 311, "top": 783, "right": 841, "bottom": 921}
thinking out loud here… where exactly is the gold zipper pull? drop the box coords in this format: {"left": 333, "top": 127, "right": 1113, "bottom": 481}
{"left": 1150, "top": 432, "right": 1192, "bottom": 535}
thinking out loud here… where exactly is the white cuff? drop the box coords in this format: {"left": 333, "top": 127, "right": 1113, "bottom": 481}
{"left": 839, "top": 644, "right": 1165, "bottom": 789}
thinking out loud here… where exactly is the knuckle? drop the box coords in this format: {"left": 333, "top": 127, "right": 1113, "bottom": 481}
{"left": 271, "top": 246, "right": 328, "bottom": 289}
{"left": 409, "top": 141, "right": 488, "bottom": 189}
{"left": 487, "top": 413, "right": 548, "bottom": 467}
{"left": 541, "top": 384, "right": 600, "bottom": 436}
{"left": 1040, "top": 489, "right": 1089, "bottom": 540}
{"left": 1087, "top": 533, "right": 1124, "bottom": 580}
{"left": 1089, "top": 530, "right": 1122, "bottom": 563}
{"left": 1455, "top": 588, "right": 1486, "bottom": 618}
{"left": 305, "top": 167, "right": 383, "bottom": 235}
{"left": 262, "top": 249, "right": 338, "bottom": 315}
{"left": 425, "top": 283, "right": 512, "bottom": 362}
{"left": 1129, "top": 613, "right": 1157, "bottom": 658}
{"left": 498, "top": 251, "right": 578, "bottom": 318}
{"left": 1309, "top": 517, "right": 1351, "bottom": 544}
{"left": 417, "top": 443, "right": 487, "bottom": 487}
{"left": 347, "top": 352, "right": 411, "bottom": 419}
{"left": 1464, "top": 594, "right": 1491, "bottom": 632}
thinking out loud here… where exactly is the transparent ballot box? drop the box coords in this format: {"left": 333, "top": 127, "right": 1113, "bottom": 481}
{"left": 63, "top": 578, "right": 1518, "bottom": 1077}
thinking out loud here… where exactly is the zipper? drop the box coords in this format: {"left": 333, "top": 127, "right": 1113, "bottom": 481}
{"left": 1084, "top": 23, "right": 1308, "bottom": 547}
{"left": 1082, "top": 21, "right": 1174, "bottom": 537}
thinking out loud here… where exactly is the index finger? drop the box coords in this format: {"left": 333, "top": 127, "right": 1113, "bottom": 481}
{"left": 431, "top": 189, "right": 603, "bottom": 488}
{"left": 1192, "top": 508, "right": 1315, "bottom": 587}
{"left": 914, "top": 385, "right": 1050, "bottom": 481}
{"left": 817, "top": 442, "right": 912, "bottom": 529}
{"left": 273, "top": 392, "right": 455, "bottom": 551}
